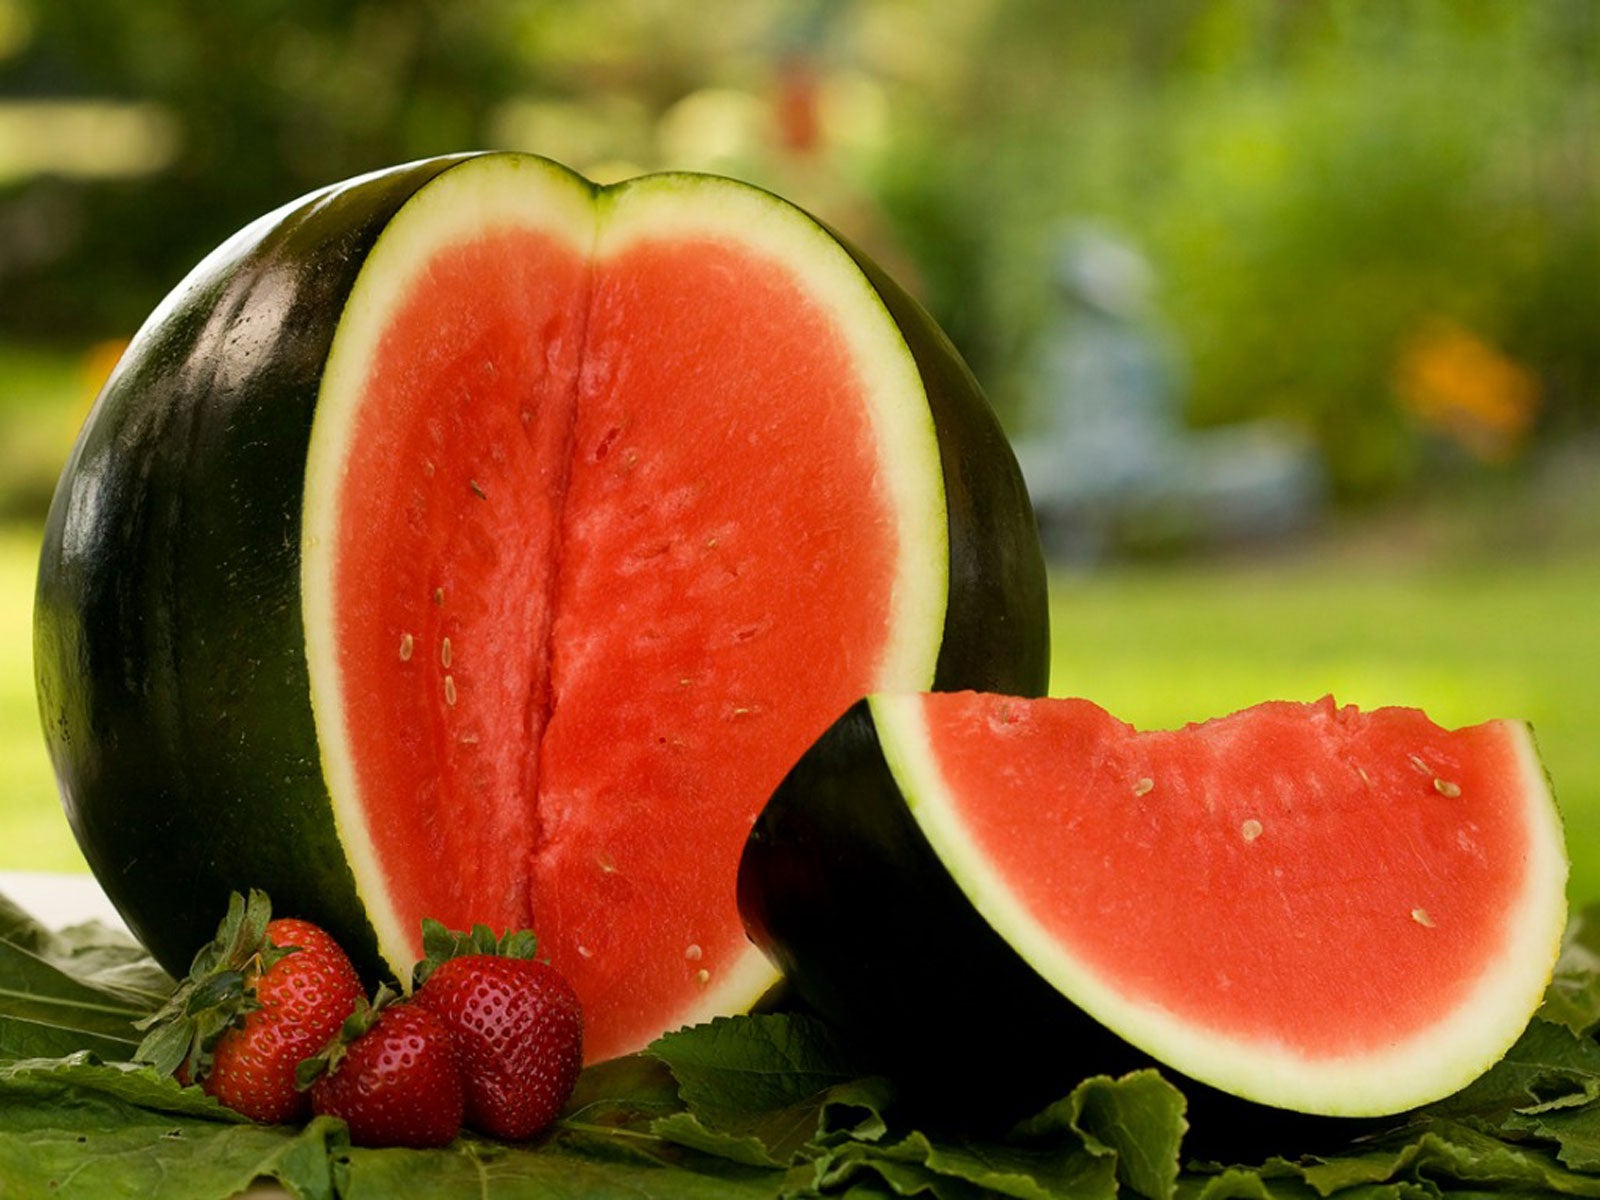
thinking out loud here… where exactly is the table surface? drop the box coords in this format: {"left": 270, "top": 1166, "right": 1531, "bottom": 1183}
{"left": 0, "top": 868, "right": 127, "bottom": 931}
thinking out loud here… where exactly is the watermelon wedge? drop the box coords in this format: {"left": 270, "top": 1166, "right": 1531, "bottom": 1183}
{"left": 33, "top": 153, "right": 1049, "bottom": 1062}
{"left": 739, "top": 693, "right": 1568, "bottom": 1118}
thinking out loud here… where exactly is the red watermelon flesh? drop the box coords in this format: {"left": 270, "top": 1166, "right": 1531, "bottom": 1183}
{"left": 870, "top": 691, "right": 1567, "bottom": 1112}
{"left": 308, "top": 177, "right": 935, "bottom": 1061}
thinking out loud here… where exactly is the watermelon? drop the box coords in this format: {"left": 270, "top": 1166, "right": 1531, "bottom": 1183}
{"left": 33, "top": 153, "right": 1049, "bottom": 1063}
{"left": 739, "top": 693, "right": 1567, "bottom": 1120}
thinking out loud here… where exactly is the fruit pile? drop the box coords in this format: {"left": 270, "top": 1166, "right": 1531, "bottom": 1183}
{"left": 135, "top": 891, "right": 582, "bottom": 1148}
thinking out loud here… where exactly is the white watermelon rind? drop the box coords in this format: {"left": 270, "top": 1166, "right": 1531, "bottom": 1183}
{"left": 302, "top": 153, "right": 951, "bottom": 1044}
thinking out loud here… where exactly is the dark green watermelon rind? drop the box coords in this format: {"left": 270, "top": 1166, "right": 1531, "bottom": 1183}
{"left": 834, "top": 243, "right": 1050, "bottom": 700}
{"left": 33, "top": 156, "right": 469, "bottom": 981}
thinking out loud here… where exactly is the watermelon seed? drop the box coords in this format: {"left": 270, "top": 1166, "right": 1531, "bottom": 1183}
{"left": 423, "top": 459, "right": 435, "bottom": 478}
{"left": 1357, "top": 766, "right": 1372, "bottom": 787}
{"left": 399, "top": 633, "right": 414, "bottom": 662}
{"left": 469, "top": 478, "right": 488, "bottom": 500}
{"left": 679, "top": 677, "right": 694, "bottom": 688}
{"left": 685, "top": 944, "right": 702, "bottom": 961}
{"left": 706, "top": 536, "right": 719, "bottom": 548}
{"left": 597, "top": 854, "right": 617, "bottom": 874}
{"left": 441, "top": 637, "right": 453, "bottom": 668}
{"left": 1408, "top": 754, "right": 1431, "bottom": 775}
{"left": 432, "top": 587, "right": 444, "bottom": 607}
{"left": 1132, "top": 777, "right": 1154, "bottom": 797}
{"left": 1241, "top": 819, "right": 1264, "bottom": 842}
{"left": 695, "top": 969, "right": 711, "bottom": 986}
{"left": 1434, "top": 778, "right": 1461, "bottom": 798}
{"left": 577, "top": 945, "right": 593, "bottom": 959}
{"left": 443, "top": 675, "right": 457, "bottom": 706}
{"left": 593, "top": 426, "right": 621, "bottom": 461}
{"left": 1412, "top": 907, "right": 1436, "bottom": 928}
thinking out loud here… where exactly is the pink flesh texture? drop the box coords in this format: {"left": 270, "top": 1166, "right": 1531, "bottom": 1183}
{"left": 332, "top": 231, "right": 897, "bottom": 1062}
{"left": 918, "top": 693, "right": 1533, "bottom": 1057}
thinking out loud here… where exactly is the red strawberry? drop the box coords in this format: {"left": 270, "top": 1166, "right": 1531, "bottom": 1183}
{"left": 136, "top": 890, "right": 364, "bottom": 1124}
{"left": 411, "top": 921, "right": 583, "bottom": 1141}
{"left": 304, "top": 992, "right": 465, "bottom": 1148}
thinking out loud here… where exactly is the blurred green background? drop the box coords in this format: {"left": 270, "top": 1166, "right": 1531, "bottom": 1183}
{"left": 1, "top": 1, "right": 1598, "bottom": 900}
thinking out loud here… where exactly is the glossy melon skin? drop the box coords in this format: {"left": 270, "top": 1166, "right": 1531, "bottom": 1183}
{"left": 34, "top": 158, "right": 467, "bottom": 975}
{"left": 34, "top": 153, "right": 1048, "bottom": 989}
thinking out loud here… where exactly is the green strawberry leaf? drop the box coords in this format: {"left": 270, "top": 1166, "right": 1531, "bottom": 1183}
{"left": 413, "top": 918, "right": 544, "bottom": 990}
{"left": 132, "top": 888, "right": 297, "bottom": 1082}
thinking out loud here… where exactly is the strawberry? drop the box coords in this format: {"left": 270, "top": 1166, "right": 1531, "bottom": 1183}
{"left": 302, "top": 989, "right": 465, "bottom": 1148}
{"left": 411, "top": 920, "right": 583, "bottom": 1141}
{"left": 135, "top": 890, "right": 364, "bottom": 1124}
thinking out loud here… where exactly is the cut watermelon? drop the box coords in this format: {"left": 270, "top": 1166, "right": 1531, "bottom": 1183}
{"left": 34, "top": 154, "right": 1049, "bottom": 1063}
{"left": 739, "top": 693, "right": 1568, "bottom": 1118}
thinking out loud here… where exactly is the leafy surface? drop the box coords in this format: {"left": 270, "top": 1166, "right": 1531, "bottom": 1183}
{"left": 8, "top": 892, "right": 1600, "bottom": 1197}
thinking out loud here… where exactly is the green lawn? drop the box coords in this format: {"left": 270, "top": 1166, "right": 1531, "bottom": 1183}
{"left": 4, "top": 522, "right": 1598, "bottom": 901}
{"left": 0, "top": 524, "right": 83, "bottom": 872}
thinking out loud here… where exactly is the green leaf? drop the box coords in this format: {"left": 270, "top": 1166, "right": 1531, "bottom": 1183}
{"left": 0, "top": 893, "right": 171, "bottom": 1009}
{"left": 0, "top": 1068, "right": 341, "bottom": 1200}
{"left": 811, "top": 1128, "right": 1119, "bottom": 1200}
{"left": 561, "top": 1052, "right": 686, "bottom": 1130}
{"left": 130, "top": 889, "right": 302, "bottom": 1081}
{"left": 647, "top": 1013, "right": 892, "bottom": 1168}
{"left": 1544, "top": 905, "right": 1600, "bottom": 1039}
{"left": 0, "top": 1052, "right": 246, "bottom": 1121}
{"left": 1012, "top": 1070, "right": 1187, "bottom": 1199}
{"left": 335, "top": 1132, "right": 786, "bottom": 1200}
{"left": 413, "top": 917, "right": 541, "bottom": 989}
{"left": 1193, "top": 1120, "right": 1600, "bottom": 1198}
{"left": 0, "top": 890, "right": 174, "bottom": 1063}
{"left": 648, "top": 1011, "right": 869, "bottom": 1122}
{"left": 0, "top": 935, "right": 156, "bottom": 1059}
{"left": 1505, "top": 1103, "right": 1600, "bottom": 1172}
{"left": 1422, "top": 1018, "right": 1600, "bottom": 1126}
{"left": 16, "top": 886, "right": 1600, "bottom": 1199}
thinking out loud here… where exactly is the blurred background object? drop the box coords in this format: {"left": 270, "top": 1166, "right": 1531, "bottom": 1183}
{"left": 1012, "top": 223, "right": 1322, "bottom": 564}
{"left": 2, "top": 0, "right": 1599, "bottom": 898}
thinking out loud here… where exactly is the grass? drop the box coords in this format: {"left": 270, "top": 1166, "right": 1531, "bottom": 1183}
{"left": 3, "top": 515, "right": 1599, "bottom": 900}
{"left": 0, "top": 524, "right": 85, "bottom": 872}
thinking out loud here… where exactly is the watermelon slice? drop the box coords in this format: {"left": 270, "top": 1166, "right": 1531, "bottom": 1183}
{"left": 34, "top": 154, "right": 1049, "bottom": 1063}
{"left": 739, "top": 693, "right": 1568, "bottom": 1118}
